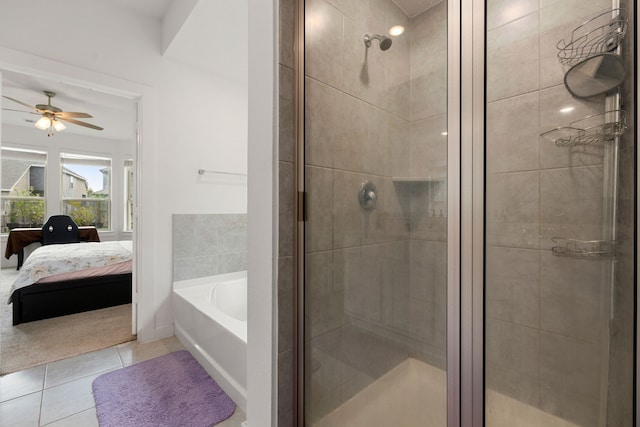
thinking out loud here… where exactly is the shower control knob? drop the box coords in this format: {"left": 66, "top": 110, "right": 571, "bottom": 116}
{"left": 359, "top": 181, "right": 377, "bottom": 210}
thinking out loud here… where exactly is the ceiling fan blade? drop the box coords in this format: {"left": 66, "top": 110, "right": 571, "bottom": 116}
{"left": 2, "top": 108, "right": 39, "bottom": 115}
{"left": 2, "top": 95, "right": 38, "bottom": 111}
{"left": 59, "top": 117, "right": 104, "bottom": 131}
{"left": 56, "top": 111, "right": 93, "bottom": 119}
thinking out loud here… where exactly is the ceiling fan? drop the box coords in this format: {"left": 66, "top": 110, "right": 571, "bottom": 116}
{"left": 2, "top": 90, "right": 103, "bottom": 136}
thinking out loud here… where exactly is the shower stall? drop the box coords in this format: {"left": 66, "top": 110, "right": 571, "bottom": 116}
{"left": 293, "top": 0, "right": 636, "bottom": 426}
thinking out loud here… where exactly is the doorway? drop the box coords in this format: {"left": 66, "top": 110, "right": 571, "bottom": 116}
{"left": 0, "top": 65, "right": 140, "bottom": 374}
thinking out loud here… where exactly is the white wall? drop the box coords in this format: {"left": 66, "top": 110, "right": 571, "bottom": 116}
{"left": 247, "top": 0, "right": 277, "bottom": 424}
{"left": 0, "top": 0, "right": 248, "bottom": 341}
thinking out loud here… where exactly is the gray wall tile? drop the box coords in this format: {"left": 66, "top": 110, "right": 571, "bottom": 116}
{"left": 306, "top": 166, "right": 334, "bottom": 252}
{"left": 485, "top": 246, "right": 539, "bottom": 328}
{"left": 539, "top": 332, "right": 601, "bottom": 427}
{"left": 410, "top": 1, "right": 447, "bottom": 121}
{"left": 342, "top": 16, "right": 388, "bottom": 107}
{"left": 485, "top": 318, "right": 539, "bottom": 406}
{"left": 305, "top": 78, "right": 340, "bottom": 168}
{"left": 279, "top": 65, "right": 295, "bottom": 163}
{"left": 278, "top": 349, "right": 295, "bottom": 427}
{"left": 279, "top": 0, "right": 295, "bottom": 69}
{"left": 486, "top": 93, "right": 540, "bottom": 173}
{"left": 486, "top": 171, "right": 540, "bottom": 249}
{"left": 539, "top": 252, "right": 602, "bottom": 342}
{"left": 173, "top": 255, "right": 218, "bottom": 282}
{"left": 279, "top": 257, "right": 295, "bottom": 353}
{"left": 487, "top": 0, "right": 538, "bottom": 30}
{"left": 172, "top": 213, "right": 247, "bottom": 282}
{"left": 486, "top": 32, "right": 540, "bottom": 102}
{"left": 279, "top": 162, "right": 295, "bottom": 257}
{"left": 410, "top": 115, "right": 448, "bottom": 178}
{"left": 539, "top": 166, "right": 604, "bottom": 250}
{"left": 305, "top": 0, "right": 344, "bottom": 89}
{"left": 485, "top": 319, "right": 540, "bottom": 405}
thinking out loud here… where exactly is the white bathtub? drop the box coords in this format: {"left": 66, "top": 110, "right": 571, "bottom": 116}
{"left": 173, "top": 271, "right": 247, "bottom": 412}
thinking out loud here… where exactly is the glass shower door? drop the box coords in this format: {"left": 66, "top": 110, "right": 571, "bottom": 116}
{"left": 484, "top": 2, "right": 635, "bottom": 426}
{"left": 302, "top": 0, "right": 449, "bottom": 425}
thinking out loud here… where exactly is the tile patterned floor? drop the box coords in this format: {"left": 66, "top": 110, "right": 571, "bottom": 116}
{"left": 0, "top": 336, "right": 247, "bottom": 426}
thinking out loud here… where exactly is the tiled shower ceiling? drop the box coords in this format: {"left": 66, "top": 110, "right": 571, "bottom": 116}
{"left": 392, "top": 0, "right": 443, "bottom": 18}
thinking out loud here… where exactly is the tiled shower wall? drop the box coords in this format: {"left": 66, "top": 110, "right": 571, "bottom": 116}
{"left": 277, "top": 0, "right": 449, "bottom": 425}
{"left": 172, "top": 214, "right": 247, "bottom": 282}
{"left": 406, "top": 2, "right": 448, "bottom": 367}
{"left": 277, "top": 0, "right": 296, "bottom": 424}
{"left": 305, "top": 0, "right": 451, "bottom": 421}
{"left": 485, "top": 0, "right": 633, "bottom": 426}
{"left": 279, "top": 0, "right": 635, "bottom": 425}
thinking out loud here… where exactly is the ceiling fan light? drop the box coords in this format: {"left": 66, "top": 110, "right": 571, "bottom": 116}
{"left": 35, "top": 116, "right": 52, "bottom": 130}
{"left": 53, "top": 120, "right": 66, "bottom": 131}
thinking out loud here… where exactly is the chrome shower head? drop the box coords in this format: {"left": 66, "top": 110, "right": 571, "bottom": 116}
{"left": 364, "top": 34, "right": 392, "bottom": 51}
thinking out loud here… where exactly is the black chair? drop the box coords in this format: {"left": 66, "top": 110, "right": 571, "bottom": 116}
{"left": 41, "top": 215, "right": 80, "bottom": 245}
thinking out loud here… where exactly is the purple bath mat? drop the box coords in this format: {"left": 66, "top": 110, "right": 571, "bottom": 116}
{"left": 92, "top": 350, "right": 236, "bottom": 427}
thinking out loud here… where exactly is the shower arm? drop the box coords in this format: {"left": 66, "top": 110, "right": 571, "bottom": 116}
{"left": 363, "top": 34, "right": 392, "bottom": 50}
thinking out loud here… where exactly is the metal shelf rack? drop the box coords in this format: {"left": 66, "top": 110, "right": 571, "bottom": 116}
{"left": 540, "top": 110, "right": 626, "bottom": 147}
{"left": 551, "top": 237, "right": 616, "bottom": 260}
{"left": 556, "top": 8, "right": 628, "bottom": 66}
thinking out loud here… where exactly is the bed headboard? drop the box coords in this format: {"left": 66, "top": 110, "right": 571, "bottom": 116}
{"left": 42, "top": 215, "right": 80, "bottom": 245}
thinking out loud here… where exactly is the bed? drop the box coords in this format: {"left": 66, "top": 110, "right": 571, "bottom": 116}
{"left": 7, "top": 216, "right": 132, "bottom": 325}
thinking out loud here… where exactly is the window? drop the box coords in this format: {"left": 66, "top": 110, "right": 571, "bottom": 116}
{"left": 1, "top": 147, "right": 47, "bottom": 232}
{"left": 60, "top": 153, "right": 111, "bottom": 230}
{"left": 124, "top": 159, "right": 134, "bottom": 232}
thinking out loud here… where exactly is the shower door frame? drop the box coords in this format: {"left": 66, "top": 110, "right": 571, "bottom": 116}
{"left": 293, "top": 0, "right": 637, "bottom": 426}
{"left": 293, "top": 0, "right": 304, "bottom": 424}
{"left": 292, "top": 0, "right": 469, "bottom": 425}
{"left": 636, "top": 10, "right": 640, "bottom": 426}
{"left": 461, "top": 0, "right": 485, "bottom": 425}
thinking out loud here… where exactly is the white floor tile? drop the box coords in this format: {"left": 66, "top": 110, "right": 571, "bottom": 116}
{"left": 0, "top": 391, "right": 41, "bottom": 427}
{"left": 0, "top": 335, "right": 245, "bottom": 427}
{"left": 40, "top": 372, "right": 104, "bottom": 426}
{"left": 0, "top": 365, "right": 45, "bottom": 403}
{"left": 44, "top": 347, "right": 122, "bottom": 389}
{"left": 41, "top": 408, "right": 99, "bottom": 427}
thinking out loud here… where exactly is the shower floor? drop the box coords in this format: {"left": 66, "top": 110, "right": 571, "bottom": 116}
{"left": 312, "top": 358, "right": 579, "bottom": 427}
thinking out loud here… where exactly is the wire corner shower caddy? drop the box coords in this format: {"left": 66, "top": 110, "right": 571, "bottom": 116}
{"left": 540, "top": 110, "right": 627, "bottom": 147}
{"left": 556, "top": 8, "right": 628, "bottom": 67}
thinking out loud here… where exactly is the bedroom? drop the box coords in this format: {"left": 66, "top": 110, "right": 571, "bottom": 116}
{"left": 0, "top": 0, "right": 249, "bottom": 392}
{"left": 0, "top": 70, "right": 138, "bottom": 370}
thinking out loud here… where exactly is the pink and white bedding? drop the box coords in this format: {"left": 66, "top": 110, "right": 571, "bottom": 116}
{"left": 8, "top": 240, "right": 132, "bottom": 303}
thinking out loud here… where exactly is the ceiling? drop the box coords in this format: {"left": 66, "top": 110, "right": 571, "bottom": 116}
{"left": 104, "top": 0, "right": 173, "bottom": 20}
{"left": 1, "top": 70, "right": 136, "bottom": 141}
{"left": 1, "top": 0, "right": 433, "bottom": 140}
{"left": 393, "top": 0, "right": 443, "bottom": 18}
{"left": 102, "top": 0, "right": 440, "bottom": 22}
{"left": 0, "top": 0, "right": 172, "bottom": 142}
{"left": 1, "top": 0, "right": 244, "bottom": 140}
{"left": 162, "top": 0, "right": 247, "bottom": 84}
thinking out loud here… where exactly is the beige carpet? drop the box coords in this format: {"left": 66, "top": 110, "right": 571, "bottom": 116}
{"left": 1, "top": 268, "right": 135, "bottom": 374}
